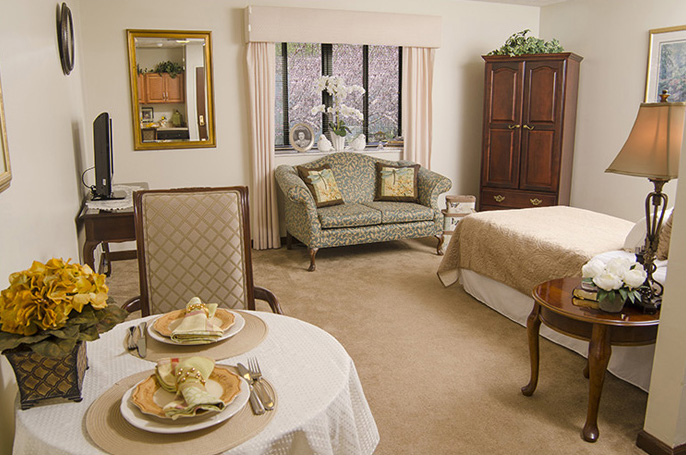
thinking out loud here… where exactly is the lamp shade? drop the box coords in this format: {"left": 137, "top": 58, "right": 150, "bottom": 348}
{"left": 606, "top": 102, "right": 686, "bottom": 180}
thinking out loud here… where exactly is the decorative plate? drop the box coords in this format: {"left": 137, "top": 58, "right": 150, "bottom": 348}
{"left": 148, "top": 310, "right": 245, "bottom": 345}
{"left": 152, "top": 308, "right": 236, "bottom": 337}
{"left": 130, "top": 366, "right": 241, "bottom": 419}
{"left": 120, "top": 367, "right": 250, "bottom": 434}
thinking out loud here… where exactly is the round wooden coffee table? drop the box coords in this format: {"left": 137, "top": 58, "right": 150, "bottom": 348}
{"left": 522, "top": 277, "right": 659, "bottom": 442}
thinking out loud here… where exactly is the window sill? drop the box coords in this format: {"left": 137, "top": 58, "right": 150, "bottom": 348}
{"left": 275, "top": 146, "right": 403, "bottom": 157}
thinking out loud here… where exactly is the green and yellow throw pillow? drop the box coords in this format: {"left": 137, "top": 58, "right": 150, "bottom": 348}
{"left": 297, "top": 164, "right": 344, "bottom": 208}
{"left": 375, "top": 163, "right": 420, "bottom": 202}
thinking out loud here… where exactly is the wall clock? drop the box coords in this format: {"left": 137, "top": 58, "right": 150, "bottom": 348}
{"left": 57, "top": 3, "right": 74, "bottom": 75}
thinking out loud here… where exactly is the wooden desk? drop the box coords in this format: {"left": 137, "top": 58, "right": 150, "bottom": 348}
{"left": 77, "top": 205, "right": 135, "bottom": 275}
{"left": 522, "top": 277, "right": 659, "bottom": 442}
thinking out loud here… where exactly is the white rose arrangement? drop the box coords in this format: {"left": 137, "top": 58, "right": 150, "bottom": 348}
{"left": 311, "top": 76, "right": 365, "bottom": 139}
{"left": 581, "top": 257, "right": 647, "bottom": 304}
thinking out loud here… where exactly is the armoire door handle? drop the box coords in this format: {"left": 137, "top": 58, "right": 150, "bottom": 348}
{"left": 523, "top": 124, "right": 535, "bottom": 130}
{"left": 507, "top": 124, "right": 521, "bottom": 129}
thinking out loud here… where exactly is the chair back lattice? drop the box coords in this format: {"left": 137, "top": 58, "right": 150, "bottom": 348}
{"left": 134, "top": 187, "right": 254, "bottom": 316}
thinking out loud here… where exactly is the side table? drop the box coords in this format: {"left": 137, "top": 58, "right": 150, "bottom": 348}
{"left": 77, "top": 205, "right": 135, "bottom": 275}
{"left": 522, "top": 277, "right": 659, "bottom": 442}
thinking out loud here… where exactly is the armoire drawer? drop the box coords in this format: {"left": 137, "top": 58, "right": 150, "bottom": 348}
{"left": 480, "top": 188, "right": 557, "bottom": 209}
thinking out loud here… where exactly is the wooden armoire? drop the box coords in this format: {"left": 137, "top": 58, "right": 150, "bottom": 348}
{"left": 479, "top": 53, "right": 583, "bottom": 211}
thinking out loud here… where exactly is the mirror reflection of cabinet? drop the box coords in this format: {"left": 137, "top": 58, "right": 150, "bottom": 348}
{"left": 141, "top": 73, "right": 184, "bottom": 103}
{"left": 127, "top": 30, "right": 216, "bottom": 150}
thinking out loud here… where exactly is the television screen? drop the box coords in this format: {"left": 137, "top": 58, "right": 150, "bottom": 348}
{"left": 92, "top": 112, "right": 123, "bottom": 200}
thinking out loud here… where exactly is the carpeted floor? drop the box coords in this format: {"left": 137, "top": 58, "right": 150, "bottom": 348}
{"left": 107, "top": 237, "right": 649, "bottom": 455}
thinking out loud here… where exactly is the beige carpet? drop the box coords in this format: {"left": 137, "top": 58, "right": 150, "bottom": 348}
{"left": 107, "top": 238, "right": 649, "bottom": 455}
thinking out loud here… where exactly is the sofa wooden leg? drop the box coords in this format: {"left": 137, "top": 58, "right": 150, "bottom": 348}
{"left": 308, "top": 248, "right": 319, "bottom": 272}
{"left": 435, "top": 234, "right": 445, "bottom": 256}
{"left": 286, "top": 232, "right": 293, "bottom": 250}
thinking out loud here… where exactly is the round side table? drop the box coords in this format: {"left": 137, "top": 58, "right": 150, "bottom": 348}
{"left": 522, "top": 277, "right": 659, "bottom": 442}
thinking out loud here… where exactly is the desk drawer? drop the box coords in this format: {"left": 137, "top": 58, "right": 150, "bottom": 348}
{"left": 480, "top": 188, "right": 557, "bottom": 210}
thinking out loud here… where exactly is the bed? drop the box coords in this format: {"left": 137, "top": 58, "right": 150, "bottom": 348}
{"left": 437, "top": 205, "right": 668, "bottom": 392}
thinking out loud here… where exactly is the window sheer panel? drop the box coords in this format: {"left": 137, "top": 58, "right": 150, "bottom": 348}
{"left": 287, "top": 43, "right": 322, "bottom": 146}
{"left": 368, "top": 46, "right": 400, "bottom": 142}
{"left": 275, "top": 44, "right": 285, "bottom": 145}
{"left": 332, "top": 44, "right": 364, "bottom": 139}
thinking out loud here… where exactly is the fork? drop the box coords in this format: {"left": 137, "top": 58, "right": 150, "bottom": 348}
{"left": 126, "top": 326, "right": 137, "bottom": 352}
{"left": 248, "top": 357, "right": 274, "bottom": 410}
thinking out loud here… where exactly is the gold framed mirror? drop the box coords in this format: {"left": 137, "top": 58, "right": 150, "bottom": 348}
{"left": 127, "top": 30, "right": 216, "bottom": 150}
{"left": 0, "top": 71, "right": 11, "bottom": 193}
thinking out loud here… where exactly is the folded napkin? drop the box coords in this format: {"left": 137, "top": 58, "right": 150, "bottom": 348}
{"left": 155, "top": 356, "right": 225, "bottom": 419}
{"left": 171, "top": 297, "right": 224, "bottom": 344}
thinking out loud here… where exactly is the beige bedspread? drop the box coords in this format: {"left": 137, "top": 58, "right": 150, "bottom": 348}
{"left": 437, "top": 206, "right": 634, "bottom": 295}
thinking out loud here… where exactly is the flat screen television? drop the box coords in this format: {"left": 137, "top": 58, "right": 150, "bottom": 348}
{"left": 92, "top": 112, "right": 124, "bottom": 200}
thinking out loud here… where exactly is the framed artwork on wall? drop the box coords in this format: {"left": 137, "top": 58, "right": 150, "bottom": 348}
{"left": 141, "top": 107, "right": 153, "bottom": 121}
{"left": 645, "top": 25, "right": 686, "bottom": 102}
{"left": 0, "top": 72, "right": 11, "bottom": 193}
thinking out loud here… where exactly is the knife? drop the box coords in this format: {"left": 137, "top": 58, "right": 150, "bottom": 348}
{"left": 237, "top": 363, "right": 265, "bottom": 415}
{"left": 136, "top": 322, "right": 147, "bottom": 358}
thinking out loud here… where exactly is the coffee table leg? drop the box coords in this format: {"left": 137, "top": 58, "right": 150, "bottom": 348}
{"left": 583, "top": 324, "right": 611, "bottom": 443}
{"left": 522, "top": 303, "right": 542, "bottom": 396}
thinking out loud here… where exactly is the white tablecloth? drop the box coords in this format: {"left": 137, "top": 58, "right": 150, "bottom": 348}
{"left": 12, "top": 312, "right": 379, "bottom": 455}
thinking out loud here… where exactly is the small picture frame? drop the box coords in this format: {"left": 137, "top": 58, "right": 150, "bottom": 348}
{"left": 289, "top": 123, "right": 314, "bottom": 152}
{"left": 645, "top": 25, "right": 686, "bottom": 102}
{"left": 141, "top": 107, "right": 154, "bottom": 122}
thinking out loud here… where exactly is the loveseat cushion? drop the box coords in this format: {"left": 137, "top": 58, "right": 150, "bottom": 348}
{"left": 318, "top": 203, "right": 382, "bottom": 229}
{"left": 375, "top": 163, "right": 420, "bottom": 202}
{"left": 363, "top": 201, "right": 434, "bottom": 224}
{"left": 297, "top": 164, "right": 344, "bottom": 208}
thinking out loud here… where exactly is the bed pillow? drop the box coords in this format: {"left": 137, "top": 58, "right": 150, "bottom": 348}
{"left": 297, "top": 164, "right": 344, "bottom": 208}
{"left": 657, "top": 210, "right": 674, "bottom": 260}
{"left": 375, "top": 163, "right": 420, "bottom": 202}
{"left": 623, "top": 207, "right": 673, "bottom": 253}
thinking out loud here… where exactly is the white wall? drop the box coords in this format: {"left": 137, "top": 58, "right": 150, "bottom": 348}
{"left": 0, "top": 1, "right": 88, "bottom": 453}
{"left": 541, "top": 0, "right": 686, "bottom": 449}
{"left": 540, "top": 0, "right": 686, "bottom": 222}
{"left": 77, "top": 0, "right": 539, "bottom": 204}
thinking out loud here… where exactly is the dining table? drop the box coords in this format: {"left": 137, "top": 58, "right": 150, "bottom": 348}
{"left": 11, "top": 311, "right": 380, "bottom": 455}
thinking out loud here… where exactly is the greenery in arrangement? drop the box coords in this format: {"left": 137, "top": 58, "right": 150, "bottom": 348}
{"left": 0, "top": 258, "right": 127, "bottom": 357}
{"left": 581, "top": 257, "right": 647, "bottom": 304}
{"left": 488, "top": 29, "right": 564, "bottom": 56}
{"left": 137, "top": 61, "right": 185, "bottom": 78}
{"left": 153, "top": 60, "right": 184, "bottom": 78}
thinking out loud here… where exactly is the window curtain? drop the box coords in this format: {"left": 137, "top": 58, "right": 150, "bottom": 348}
{"left": 402, "top": 47, "right": 436, "bottom": 169}
{"left": 246, "top": 42, "right": 280, "bottom": 250}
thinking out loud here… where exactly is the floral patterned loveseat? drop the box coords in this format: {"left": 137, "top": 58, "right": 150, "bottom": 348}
{"left": 275, "top": 152, "right": 452, "bottom": 271}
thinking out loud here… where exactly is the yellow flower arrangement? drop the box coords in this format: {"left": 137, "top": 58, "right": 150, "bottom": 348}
{"left": 0, "top": 258, "right": 127, "bottom": 357}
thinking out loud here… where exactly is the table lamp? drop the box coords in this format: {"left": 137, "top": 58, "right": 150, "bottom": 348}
{"left": 605, "top": 97, "right": 686, "bottom": 312}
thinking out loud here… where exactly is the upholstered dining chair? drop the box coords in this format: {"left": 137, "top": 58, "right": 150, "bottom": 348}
{"left": 122, "top": 186, "right": 283, "bottom": 316}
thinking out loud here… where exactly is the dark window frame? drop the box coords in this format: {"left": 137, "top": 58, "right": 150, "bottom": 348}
{"left": 276, "top": 43, "right": 402, "bottom": 150}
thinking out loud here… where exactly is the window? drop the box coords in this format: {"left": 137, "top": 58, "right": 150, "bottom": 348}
{"left": 276, "top": 43, "right": 402, "bottom": 150}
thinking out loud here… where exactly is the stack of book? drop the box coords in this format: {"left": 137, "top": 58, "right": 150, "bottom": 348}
{"left": 572, "top": 286, "right": 600, "bottom": 309}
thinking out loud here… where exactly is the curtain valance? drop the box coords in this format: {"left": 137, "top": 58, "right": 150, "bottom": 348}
{"left": 244, "top": 6, "right": 441, "bottom": 48}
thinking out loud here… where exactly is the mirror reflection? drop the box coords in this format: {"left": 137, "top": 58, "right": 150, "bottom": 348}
{"left": 127, "top": 30, "right": 216, "bottom": 150}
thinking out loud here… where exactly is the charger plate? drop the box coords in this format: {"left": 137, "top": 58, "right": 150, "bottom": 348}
{"left": 86, "top": 368, "right": 276, "bottom": 455}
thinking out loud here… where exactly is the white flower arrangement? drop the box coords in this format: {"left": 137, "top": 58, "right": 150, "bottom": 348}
{"left": 581, "top": 257, "right": 647, "bottom": 304}
{"left": 311, "top": 75, "right": 365, "bottom": 138}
